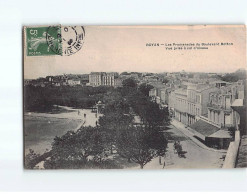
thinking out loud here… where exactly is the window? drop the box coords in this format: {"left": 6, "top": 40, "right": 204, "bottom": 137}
{"left": 196, "top": 95, "right": 200, "bottom": 103}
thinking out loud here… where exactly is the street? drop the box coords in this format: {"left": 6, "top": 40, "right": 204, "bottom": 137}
{"left": 26, "top": 106, "right": 227, "bottom": 169}
{"left": 142, "top": 121, "right": 226, "bottom": 169}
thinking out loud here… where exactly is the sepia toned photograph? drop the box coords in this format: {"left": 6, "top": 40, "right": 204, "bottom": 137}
{"left": 23, "top": 25, "right": 246, "bottom": 170}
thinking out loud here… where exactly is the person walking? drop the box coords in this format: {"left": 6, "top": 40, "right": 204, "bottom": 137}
{"left": 162, "top": 160, "right": 166, "bottom": 169}
{"left": 173, "top": 141, "right": 177, "bottom": 154}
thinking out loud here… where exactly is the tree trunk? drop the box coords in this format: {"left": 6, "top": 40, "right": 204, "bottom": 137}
{"left": 111, "top": 145, "right": 113, "bottom": 154}
{"left": 159, "top": 156, "right": 162, "bottom": 165}
{"left": 140, "top": 164, "right": 144, "bottom": 169}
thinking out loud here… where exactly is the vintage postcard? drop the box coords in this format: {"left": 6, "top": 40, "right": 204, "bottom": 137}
{"left": 23, "top": 25, "right": 246, "bottom": 169}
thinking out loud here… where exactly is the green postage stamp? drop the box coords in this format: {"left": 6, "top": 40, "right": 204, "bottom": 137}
{"left": 25, "top": 26, "right": 62, "bottom": 56}
{"left": 25, "top": 25, "right": 85, "bottom": 56}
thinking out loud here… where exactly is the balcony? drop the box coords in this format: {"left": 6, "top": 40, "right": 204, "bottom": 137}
{"left": 207, "top": 103, "right": 232, "bottom": 113}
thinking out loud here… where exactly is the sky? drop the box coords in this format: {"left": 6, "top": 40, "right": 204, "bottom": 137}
{"left": 24, "top": 25, "right": 246, "bottom": 79}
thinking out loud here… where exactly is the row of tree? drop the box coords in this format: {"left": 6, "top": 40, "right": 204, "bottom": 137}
{"left": 24, "top": 85, "right": 112, "bottom": 112}
{"left": 25, "top": 78, "right": 170, "bottom": 169}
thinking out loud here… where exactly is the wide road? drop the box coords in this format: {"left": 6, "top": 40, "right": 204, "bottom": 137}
{"left": 143, "top": 122, "right": 226, "bottom": 169}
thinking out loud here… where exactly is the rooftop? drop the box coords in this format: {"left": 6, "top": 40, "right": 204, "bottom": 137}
{"left": 150, "top": 83, "right": 167, "bottom": 89}
{"left": 174, "top": 88, "right": 187, "bottom": 96}
{"left": 210, "top": 80, "right": 230, "bottom": 84}
{"left": 208, "top": 130, "right": 232, "bottom": 138}
{"left": 190, "top": 119, "right": 220, "bottom": 137}
{"left": 188, "top": 84, "right": 213, "bottom": 92}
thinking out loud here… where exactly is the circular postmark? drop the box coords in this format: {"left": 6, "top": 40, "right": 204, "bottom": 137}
{"left": 62, "top": 26, "right": 85, "bottom": 56}
{"left": 46, "top": 26, "right": 62, "bottom": 55}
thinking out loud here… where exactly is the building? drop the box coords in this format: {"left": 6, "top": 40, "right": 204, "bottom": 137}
{"left": 89, "top": 72, "right": 103, "bottom": 87}
{"left": 148, "top": 84, "right": 171, "bottom": 107}
{"left": 168, "top": 90, "right": 176, "bottom": 116}
{"left": 89, "top": 72, "right": 120, "bottom": 87}
{"left": 102, "top": 72, "right": 118, "bottom": 86}
{"left": 210, "top": 80, "right": 230, "bottom": 88}
{"left": 143, "top": 75, "right": 159, "bottom": 82}
{"left": 207, "top": 82, "right": 245, "bottom": 128}
{"left": 79, "top": 74, "right": 89, "bottom": 85}
{"left": 164, "top": 83, "right": 219, "bottom": 126}
{"left": 68, "top": 79, "right": 81, "bottom": 86}
{"left": 183, "top": 81, "right": 245, "bottom": 149}
{"left": 92, "top": 101, "right": 105, "bottom": 114}
{"left": 46, "top": 75, "right": 68, "bottom": 86}
{"left": 189, "top": 119, "right": 232, "bottom": 149}
{"left": 187, "top": 84, "right": 218, "bottom": 125}
{"left": 174, "top": 88, "right": 188, "bottom": 124}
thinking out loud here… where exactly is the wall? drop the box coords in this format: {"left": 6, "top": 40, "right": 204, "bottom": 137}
{"left": 222, "top": 130, "right": 240, "bottom": 168}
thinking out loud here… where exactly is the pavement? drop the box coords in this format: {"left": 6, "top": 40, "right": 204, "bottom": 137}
{"left": 28, "top": 109, "right": 226, "bottom": 169}
{"left": 130, "top": 119, "right": 226, "bottom": 169}
{"left": 171, "top": 119, "right": 227, "bottom": 153}
{"left": 25, "top": 105, "right": 103, "bottom": 127}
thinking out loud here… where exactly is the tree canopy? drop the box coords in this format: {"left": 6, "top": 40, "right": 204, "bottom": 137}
{"left": 43, "top": 127, "right": 120, "bottom": 169}
{"left": 25, "top": 77, "right": 170, "bottom": 169}
{"left": 24, "top": 85, "right": 111, "bottom": 112}
{"left": 122, "top": 78, "right": 137, "bottom": 88}
{"left": 220, "top": 69, "right": 246, "bottom": 82}
{"left": 138, "top": 83, "right": 154, "bottom": 97}
{"left": 117, "top": 126, "right": 167, "bottom": 169}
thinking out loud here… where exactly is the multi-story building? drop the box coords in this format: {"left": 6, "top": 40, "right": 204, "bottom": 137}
{"left": 89, "top": 72, "right": 120, "bottom": 87}
{"left": 68, "top": 79, "right": 81, "bottom": 86}
{"left": 102, "top": 72, "right": 118, "bottom": 86}
{"left": 162, "top": 83, "right": 219, "bottom": 126}
{"left": 207, "top": 81, "right": 245, "bottom": 128}
{"left": 187, "top": 84, "right": 219, "bottom": 125}
{"left": 168, "top": 90, "right": 176, "bottom": 114}
{"left": 89, "top": 72, "right": 103, "bottom": 87}
{"left": 148, "top": 84, "right": 171, "bottom": 107}
{"left": 174, "top": 88, "right": 188, "bottom": 124}
{"left": 151, "top": 78, "right": 245, "bottom": 130}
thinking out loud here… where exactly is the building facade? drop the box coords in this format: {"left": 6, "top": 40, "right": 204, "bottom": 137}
{"left": 89, "top": 72, "right": 121, "bottom": 87}
{"left": 68, "top": 79, "right": 81, "bottom": 86}
{"left": 207, "top": 81, "right": 245, "bottom": 128}
{"left": 187, "top": 84, "right": 219, "bottom": 125}
{"left": 174, "top": 89, "right": 188, "bottom": 124}
{"left": 89, "top": 72, "right": 103, "bottom": 86}
{"left": 148, "top": 85, "right": 171, "bottom": 107}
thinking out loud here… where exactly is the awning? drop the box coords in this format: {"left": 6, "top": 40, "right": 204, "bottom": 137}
{"left": 208, "top": 130, "right": 232, "bottom": 139}
{"left": 190, "top": 119, "right": 220, "bottom": 137}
